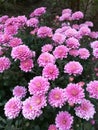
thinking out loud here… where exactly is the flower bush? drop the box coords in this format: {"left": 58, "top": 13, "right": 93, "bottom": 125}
{"left": 1, "top": 7, "right": 98, "bottom": 130}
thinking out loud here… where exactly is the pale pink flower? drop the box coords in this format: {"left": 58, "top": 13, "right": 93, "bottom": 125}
{"left": 90, "top": 41, "right": 98, "bottom": 49}
{"left": 4, "top": 25, "right": 18, "bottom": 35}
{"left": 85, "top": 21, "right": 93, "bottom": 27}
{"left": 93, "top": 48, "right": 98, "bottom": 58}
{"left": 75, "top": 99, "right": 96, "bottom": 120}
{"left": 55, "top": 111, "right": 73, "bottom": 130}
{"left": 30, "top": 7, "right": 46, "bottom": 17}
{"left": 4, "top": 97, "right": 22, "bottom": 119}
{"left": 79, "top": 26, "right": 91, "bottom": 36}
{"left": 37, "top": 26, "right": 53, "bottom": 38}
{"left": 62, "top": 9, "right": 72, "bottom": 15}
{"left": 11, "top": 45, "right": 33, "bottom": 61}
{"left": 31, "top": 94, "right": 47, "bottom": 109}
{"left": 37, "top": 52, "right": 55, "bottom": 67}
{"left": 13, "top": 85, "right": 27, "bottom": 99}
{"left": 26, "top": 18, "right": 39, "bottom": 27}
{"left": 64, "top": 83, "right": 85, "bottom": 104}
{"left": 72, "top": 11, "right": 84, "bottom": 20}
{"left": 28, "top": 76, "right": 50, "bottom": 95}
{"left": 48, "top": 87, "right": 66, "bottom": 108}
{"left": 41, "top": 44, "right": 53, "bottom": 52}
{"left": 19, "top": 58, "right": 34, "bottom": 72}
{"left": 64, "top": 61, "right": 83, "bottom": 76}
{"left": 0, "top": 56, "right": 11, "bottom": 73}
{"left": 48, "top": 124, "right": 57, "bottom": 130}
{"left": 52, "top": 33, "right": 66, "bottom": 44}
{"left": 69, "top": 49, "right": 79, "bottom": 57}
{"left": 66, "top": 37, "right": 80, "bottom": 48}
{"left": 90, "top": 31, "right": 98, "bottom": 39}
{"left": 65, "top": 28, "right": 78, "bottom": 38}
{"left": 78, "top": 48, "right": 90, "bottom": 59}
{"left": 42, "top": 63, "right": 59, "bottom": 80}
{"left": 53, "top": 45, "right": 69, "bottom": 59}
{"left": 9, "top": 37, "right": 23, "bottom": 47}
{"left": 86, "top": 80, "right": 98, "bottom": 99}
{"left": 59, "top": 13, "right": 71, "bottom": 21}
{"left": 22, "top": 97, "right": 42, "bottom": 120}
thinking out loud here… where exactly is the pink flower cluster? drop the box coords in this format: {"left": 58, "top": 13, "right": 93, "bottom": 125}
{"left": 3, "top": 7, "right": 98, "bottom": 129}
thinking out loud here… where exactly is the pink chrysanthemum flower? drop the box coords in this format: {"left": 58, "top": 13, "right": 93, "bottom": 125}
{"left": 55, "top": 111, "right": 73, "bottom": 130}
{"left": 42, "top": 63, "right": 59, "bottom": 80}
{"left": 86, "top": 80, "right": 98, "bottom": 99}
{"left": 66, "top": 37, "right": 80, "bottom": 49}
{"left": 4, "top": 97, "right": 22, "bottom": 119}
{"left": 78, "top": 48, "right": 90, "bottom": 59}
{"left": 64, "top": 61, "right": 83, "bottom": 76}
{"left": 9, "top": 37, "right": 23, "bottom": 47}
{"left": 90, "top": 32, "right": 98, "bottom": 39}
{"left": 79, "top": 26, "right": 91, "bottom": 36}
{"left": 64, "top": 83, "right": 85, "bottom": 104}
{"left": 75, "top": 99, "right": 96, "bottom": 121}
{"left": 65, "top": 28, "right": 78, "bottom": 38}
{"left": 93, "top": 48, "right": 98, "bottom": 58}
{"left": 28, "top": 76, "right": 50, "bottom": 95}
{"left": 22, "top": 97, "right": 42, "bottom": 120}
{"left": 0, "top": 56, "right": 11, "bottom": 73}
{"left": 52, "top": 33, "right": 66, "bottom": 44}
{"left": 85, "top": 21, "right": 93, "bottom": 27}
{"left": 37, "top": 26, "right": 53, "bottom": 38}
{"left": 53, "top": 45, "right": 69, "bottom": 59}
{"left": 4, "top": 25, "right": 18, "bottom": 35}
{"left": 48, "top": 87, "right": 66, "bottom": 108}
{"left": 41, "top": 44, "right": 53, "bottom": 53}
{"left": 72, "top": 11, "right": 84, "bottom": 20}
{"left": 62, "top": 8, "right": 72, "bottom": 14}
{"left": 37, "top": 52, "right": 55, "bottom": 67}
{"left": 69, "top": 49, "right": 79, "bottom": 57}
{"left": 90, "top": 41, "right": 98, "bottom": 49}
{"left": 19, "top": 58, "right": 34, "bottom": 72}
{"left": 30, "top": 7, "right": 46, "bottom": 17}
{"left": 26, "top": 18, "right": 39, "bottom": 27}
{"left": 0, "top": 15, "right": 9, "bottom": 23}
{"left": 48, "top": 124, "right": 57, "bottom": 130}
{"left": 13, "top": 85, "right": 27, "bottom": 99}
{"left": 11, "top": 45, "right": 33, "bottom": 61}
{"left": 59, "top": 13, "right": 71, "bottom": 21}
{"left": 31, "top": 95, "right": 47, "bottom": 109}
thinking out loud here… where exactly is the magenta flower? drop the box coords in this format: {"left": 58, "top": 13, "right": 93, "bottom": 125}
{"left": 64, "top": 61, "right": 83, "bottom": 76}
{"left": 0, "top": 56, "right": 11, "bottom": 73}
{"left": 41, "top": 44, "right": 53, "bottom": 53}
{"left": 4, "top": 97, "right": 22, "bottom": 119}
{"left": 37, "top": 26, "right": 53, "bottom": 38}
{"left": 86, "top": 80, "right": 98, "bottom": 99}
{"left": 31, "top": 94, "right": 47, "bottom": 109}
{"left": 72, "top": 11, "right": 84, "bottom": 20}
{"left": 11, "top": 45, "right": 33, "bottom": 61}
{"left": 52, "top": 33, "right": 66, "bottom": 44}
{"left": 55, "top": 111, "right": 73, "bottom": 130}
{"left": 42, "top": 63, "right": 59, "bottom": 80}
{"left": 69, "top": 49, "right": 79, "bottom": 57}
{"left": 53, "top": 45, "right": 69, "bottom": 59}
{"left": 78, "top": 48, "right": 90, "bottom": 59}
{"left": 48, "top": 87, "right": 66, "bottom": 108}
{"left": 48, "top": 124, "right": 57, "bottom": 130}
{"left": 91, "top": 41, "right": 98, "bottom": 49}
{"left": 93, "top": 48, "right": 98, "bottom": 58}
{"left": 9, "top": 37, "right": 23, "bottom": 47}
{"left": 66, "top": 37, "right": 80, "bottom": 49}
{"left": 75, "top": 99, "right": 96, "bottom": 120}
{"left": 28, "top": 76, "right": 50, "bottom": 95}
{"left": 37, "top": 52, "right": 55, "bottom": 67}
{"left": 22, "top": 97, "right": 42, "bottom": 120}
{"left": 30, "top": 7, "right": 46, "bottom": 17}
{"left": 64, "top": 83, "right": 85, "bottom": 104}
{"left": 19, "top": 58, "right": 34, "bottom": 72}
{"left": 13, "top": 85, "right": 27, "bottom": 99}
{"left": 26, "top": 18, "right": 39, "bottom": 27}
